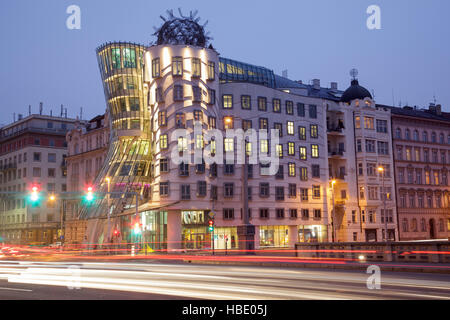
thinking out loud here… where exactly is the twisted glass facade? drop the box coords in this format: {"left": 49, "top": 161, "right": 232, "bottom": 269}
{"left": 219, "top": 57, "right": 276, "bottom": 88}
{"left": 80, "top": 43, "right": 152, "bottom": 223}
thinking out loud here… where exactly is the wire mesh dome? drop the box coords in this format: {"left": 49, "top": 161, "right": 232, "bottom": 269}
{"left": 153, "top": 9, "right": 212, "bottom": 47}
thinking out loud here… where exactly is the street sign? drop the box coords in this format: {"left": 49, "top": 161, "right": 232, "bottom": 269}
{"left": 208, "top": 211, "right": 215, "bottom": 219}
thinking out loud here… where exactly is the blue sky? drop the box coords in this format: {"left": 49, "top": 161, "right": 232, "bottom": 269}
{"left": 0, "top": 0, "right": 449, "bottom": 124}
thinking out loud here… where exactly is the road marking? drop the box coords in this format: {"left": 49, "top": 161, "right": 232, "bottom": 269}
{"left": 0, "top": 287, "right": 32, "bottom": 292}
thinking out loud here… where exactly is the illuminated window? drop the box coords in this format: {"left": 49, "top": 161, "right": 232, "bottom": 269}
{"left": 300, "top": 167, "right": 308, "bottom": 181}
{"left": 287, "top": 122, "right": 294, "bottom": 135}
{"left": 286, "top": 101, "right": 294, "bottom": 115}
{"left": 310, "top": 125, "right": 318, "bottom": 138}
{"left": 222, "top": 95, "right": 233, "bottom": 109}
{"left": 160, "top": 135, "right": 168, "bottom": 150}
{"left": 312, "top": 185, "right": 321, "bottom": 198}
{"left": 288, "top": 142, "right": 295, "bottom": 156}
{"left": 192, "top": 58, "right": 201, "bottom": 77}
{"left": 274, "top": 123, "right": 282, "bottom": 137}
{"left": 259, "top": 118, "right": 268, "bottom": 130}
{"left": 175, "top": 113, "right": 186, "bottom": 128}
{"left": 152, "top": 58, "right": 160, "bottom": 77}
{"left": 224, "top": 138, "right": 234, "bottom": 152}
{"left": 242, "top": 120, "right": 252, "bottom": 131}
{"left": 178, "top": 137, "right": 188, "bottom": 152}
{"left": 298, "top": 126, "right": 306, "bottom": 140}
{"left": 260, "top": 140, "right": 268, "bottom": 153}
{"left": 273, "top": 99, "right": 281, "bottom": 113}
{"left": 299, "top": 146, "right": 307, "bottom": 160}
{"left": 224, "top": 117, "right": 234, "bottom": 129}
{"left": 193, "top": 110, "right": 203, "bottom": 122}
{"left": 122, "top": 48, "right": 136, "bottom": 68}
{"left": 288, "top": 163, "right": 296, "bottom": 177}
{"left": 210, "top": 140, "right": 217, "bottom": 154}
{"left": 311, "top": 145, "right": 319, "bottom": 158}
{"left": 207, "top": 61, "right": 215, "bottom": 80}
{"left": 246, "top": 142, "right": 252, "bottom": 156}
{"left": 158, "top": 111, "right": 167, "bottom": 126}
{"left": 276, "top": 144, "right": 283, "bottom": 158}
{"left": 195, "top": 134, "right": 204, "bottom": 149}
{"left": 364, "top": 117, "right": 374, "bottom": 129}
{"left": 172, "top": 57, "right": 183, "bottom": 76}
{"left": 111, "top": 48, "right": 121, "bottom": 69}
{"left": 355, "top": 116, "right": 361, "bottom": 129}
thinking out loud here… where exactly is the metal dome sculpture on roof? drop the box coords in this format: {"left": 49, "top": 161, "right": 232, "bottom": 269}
{"left": 153, "top": 9, "right": 213, "bottom": 47}
{"left": 340, "top": 68, "right": 373, "bottom": 103}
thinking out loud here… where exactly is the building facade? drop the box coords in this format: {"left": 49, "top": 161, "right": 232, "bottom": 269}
{"left": 390, "top": 104, "right": 450, "bottom": 240}
{"left": 0, "top": 114, "right": 78, "bottom": 245}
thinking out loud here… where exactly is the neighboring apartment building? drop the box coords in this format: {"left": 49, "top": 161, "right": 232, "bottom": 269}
{"left": 0, "top": 114, "right": 78, "bottom": 245}
{"left": 389, "top": 104, "right": 450, "bottom": 240}
{"left": 64, "top": 114, "right": 109, "bottom": 245}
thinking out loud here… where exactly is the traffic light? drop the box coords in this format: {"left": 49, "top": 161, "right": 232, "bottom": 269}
{"left": 29, "top": 185, "right": 40, "bottom": 204}
{"left": 84, "top": 186, "right": 95, "bottom": 204}
{"left": 208, "top": 219, "right": 214, "bottom": 233}
{"left": 113, "top": 229, "right": 120, "bottom": 237}
{"left": 133, "top": 223, "right": 142, "bottom": 235}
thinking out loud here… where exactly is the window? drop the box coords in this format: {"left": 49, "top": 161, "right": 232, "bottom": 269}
{"left": 273, "top": 99, "right": 281, "bottom": 113}
{"left": 152, "top": 58, "right": 160, "bottom": 78}
{"left": 300, "top": 188, "right": 308, "bottom": 201}
{"left": 224, "top": 183, "right": 234, "bottom": 198}
{"left": 274, "top": 123, "right": 283, "bottom": 137}
{"left": 357, "top": 139, "right": 362, "bottom": 152}
{"left": 298, "top": 126, "right": 306, "bottom": 140}
{"left": 175, "top": 113, "right": 186, "bottom": 128}
{"left": 174, "top": 85, "right": 184, "bottom": 101}
{"left": 242, "top": 120, "right": 252, "bottom": 131}
{"left": 276, "top": 209, "right": 285, "bottom": 219}
{"left": 223, "top": 95, "right": 233, "bottom": 109}
{"left": 241, "top": 95, "right": 251, "bottom": 110}
{"left": 193, "top": 110, "right": 203, "bottom": 122}
{"left": 158, "top": 111, "right": 167, "bottom": 126}
{"left": 48, "top": 153, "right": 56, "bottom": 163}
{"left": 355, "top": 116, "right": 361, "bottom": 129}
{"left": 275, "top": 187, "right": 285, "bottom": 201}
{"left": 297, "top": 103, "right": 305, "bottom": 117}
{"left": 210, "top": 185, "right": 218, "bottom": 200}
{"left": 223, "top": 209, "right": 234, "bottom": 220}
{"left": 311, "top": 145, "right": 319, "bottom": 158}
{"left": 368, "top": 187, "right": 378, "bottom": 200}
{"left": 259, "top": 118, "right": 268, "bottom": 130}
{"left": 208, "top": 88, "right": 216, "bottom": 105}
{"left": 365, "top": 139, "right": 376, "bottom": 153}
{"left": 160, "top": 134, "right": 168, "bottom": 150}
{"left": 259, "top": 208, "right": 269, "bottom": 219}
{"left": 312, "top": 165, "right": 320, "bottom": 178}
{"left": 155, "top": 87, "right": 164, "bottom": 103}
{"left": 224, "top": 138, "right": 234, "bottom": 152}
{"left": 302, "top": 209, "right": 309, "bottom": 219}
{"left": 196, "top": 160, "right": 205, "bottom": 174}
{"left": 276, "top": 144, "right": 283, "bottom": 158}
{"left": 33, "top": 167, "right": 41, "bottom": 177}
{"left": 288, "top": 163, "right": 296, "bottom": 177}
{"left": 364, "top": 117, "right": 374, "bottom": 129}
{"left": 286, "top": 101, "right": 294, "bottom": 115}
{"left": 192, "top": 58, "right": 201, "bottom": 77}
{"left": 288, "top": 142, "right": 295, "bottom": 156}
{"left": 288, "top": 184, "right": 297, "bottom": 198}
{"left": 33, "top": 152, "right": 41, "bottom": 162}
{"left": 208, "top": 116, "right": 216, "bottom": 129}
{"left": 312, "top": 185, "right": 320, "bottom": 199}
{"left": 196, "top": 181, "right": 207, "bottom": 197}
{"left": 290, "top": 209, "right": 298, "bottom": 219}
{"left": 300, "top": 167, "right": 308, "bottom": 181}
{"left": 276, "top": 165, "right": 284, "bottom": 179}
{"left": 376, "top": 119, "right": 388, "bottom": 133}
{"left": 313, "top": 209, "right": 322, "bottom": 219}
{"left": 181, "top": 185, "right": 190, "bottom": 200}
{"left": 48, "top": 168, "right": 55, "bottom": 178}
{"left": 287, "top": 122, "right": 294, "bottom": 135}
{"left": 259, "top": 183, "right": 270, "bottom": 197}
{"left": 195, "top": 134, "right": 204, "bottom": 149}
{"left": 192, "top": 86, "right": 202, "bottom": 102}
{"left": 179, "top": 162, "right": 189, "bottom": 176}
{"left": 172, "top": 57, "right": 183, "bottom": 76}
{"left": 260, "top": 140, "right": 268, "bottom": 154}
{"left": 224, "top": 164, "right": 234, "bottom": 175}
{"left": 310, "top": 125, "right": 318, "bottom": 138}
{"left": 309, "top": 105, "right": 317, "bottom": 119}
{"left": 377, "top": 141, "right": 389, "bottom": 155}
{"left": 160, "top": 158, "right": 169, "bottom": 173}
{"left": 207, "top": 61, "right": 215, "bottom": 80}
{"left": 258, "top": 97, "right": 267, "bottom": 111}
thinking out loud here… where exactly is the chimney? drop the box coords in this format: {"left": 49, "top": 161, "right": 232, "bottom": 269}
{"left": 429, "top": 103, "right": 442, "bottom": 115}
{"left": 313, "top": 79, "right": 320, "bottom": 90}
{"left": 331, "top": 82, "right": 338, "bottom": 91}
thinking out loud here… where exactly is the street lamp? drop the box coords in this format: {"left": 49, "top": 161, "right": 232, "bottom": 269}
{"left": 378, "top": 166, "right": 388, "bottom": 242}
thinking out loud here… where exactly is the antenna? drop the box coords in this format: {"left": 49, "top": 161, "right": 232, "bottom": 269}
{"left": 50, "top": 109, "right": 53, "bottom": 117}
{"left": 61, "top": 104, "right": 64, "bottom": 117}
{"left": 39, "top": 102, "right": 43, "bottom": 115}
{"left": 80, "top": 107, "right": 83, "bottom": 120}
{"left": 13, "top": 113, "right": 16, "bottom": 122}
{"left": 350, "top": 68, "right": 358, "bottom": 80}
{"left": 28, "top": 105, "right": 31, "bottom": 116}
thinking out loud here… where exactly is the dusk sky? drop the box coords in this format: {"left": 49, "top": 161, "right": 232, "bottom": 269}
{"left": 1, "top": 0, "right": 449, "bottom": 124}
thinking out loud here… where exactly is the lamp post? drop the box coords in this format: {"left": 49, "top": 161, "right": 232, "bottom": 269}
{"left": 331, "top": 180, "right": 337, "bottom": 242}
{"left": 378, "top": 166, "right": 388, "bottom": 242}
{"left": 105, "top": 177, "right": 111, "bottom": 250}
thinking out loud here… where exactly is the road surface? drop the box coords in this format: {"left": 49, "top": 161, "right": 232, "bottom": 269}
{"left": 0, "top": 260, "right": 449, "bottom": 300}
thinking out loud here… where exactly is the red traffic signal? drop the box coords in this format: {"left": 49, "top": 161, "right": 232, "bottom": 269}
{"left": 208, "top": 220, "right": 214, "bottom": 227}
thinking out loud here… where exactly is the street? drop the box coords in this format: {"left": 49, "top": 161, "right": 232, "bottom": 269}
{"left": 0, "top": 260, "right": 449, "bottom": 300}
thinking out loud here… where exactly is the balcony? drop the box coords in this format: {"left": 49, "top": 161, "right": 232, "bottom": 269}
{"left": 328, "top": 149, "right": 345, "bottom": 158}
{"left": 0, "top": 163, "right": 17, "bottom": 171}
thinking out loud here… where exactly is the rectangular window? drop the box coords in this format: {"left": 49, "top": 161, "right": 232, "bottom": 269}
{"left": 288, "top": 142, "right": 295, "bottom": 156}
{"left": 242, "top": 120, "right": 252, "bottom": 131}
{"left": 192, "top": 86, "right": 202, "bottom": 102}
{"left": 259, "top": 183, "right": 270, "bottom": 197}
{"left": 300, "top": 188, "right": 308, "bottom": 201}
{"left": 312, "top": 185, "right": 321, "bottom": 199}
{"left": 174, "top": 85, "right": 184, "bottom": 101}
{"left": 223, "top": 95, "right": 233, "bottom": 109}
{"left": 208, "top": 88, "right": 216, "bottom": 105}
{"left": 158, "top": 111, "right": 167, "bottom": 126}
{"left": 290, "top": 209, "right": 298, "bottom": 219}
{"left": 309, "top": 105, "right": 317, "bottom": 118}
{"left": 355, "top": 116, "right": 361, "bottom": 129}
{"left": 287, "top": 121, "right": 294, "bottom": 135}
{"left": 160, "top": 158, "right": 169, "bottom": 173}
{"left": 177, "top": 137, "right": 188, "bottom": 152}
{"left": 311, "top": 145, "right": 319, "bottom": 158}
{"left": 48, "top": 153, "right": 56, "bottom": 163}
{"left": 314, "top": 209, "right": 322, "bottom": 219}
{"left": 289, "top": 184, "right": 297, "bottom": 198}
{"left": 197, "top": 181, "right": 207, "bottom": 197}
{"left": 288, "top": 163, "right": 296, "bottom": 177}
{"left": 156, "top": 87, "right": 164, "bottom": 103}
{"left": 310, "top": 125, "right": 318, "bottom": 138}
{"left": 376, "top": 119, "right": 388, "bottom": 133}
{"left": 365, "top": 139, "right": 376, "bottom": 153}
{"left": 152, "top": 58, "right": 160, "bottom": 78}
{"left": 193, "top": 110, "right": 203, "bottom": 122}
{"left": 208, "top": 116, "right": 216, "bottom": 129}
{"left": 207, "top": 61, "right": 215, "bottom": 80}
{"left": 297, "top": 103, "right": 305, "bottom": 117}
{"left": 175, "top": 113, "right": 186, "bottom": 128}
{"left": 259, "top": 118, "right": 268, "bottom": 130}
{"left": 300, "top": 167, "right": 308, "bottom": 181}
{"left": 160, "top": 134, "right": 168, "bottom": 150}
{"left": 273, "top": 99, "right": 281, "bottom": 113}
{"left": 377, "top": 141, "right": 389, "bottom": 155}
{"left": 33, "top": 167, "right": 41, "bottom": 177}
{"left": 275, "top": 186, "right": 285, "bottom": 201}
{"left": 192, "top": 58, "right": 201, "bottom": 77}
{"left": 312, "top": 165, "right": 320, "bottom": 178}
{"left": 286, "top": 101, "right": 294, "bottom": 115}
{"left": 33, "top": 152, "right": 41, "bottom": 162}
{"left": 276, "top": 208, "right": 285, "bottom": 219}
{"left": 302, "top": 209, "right": 309, "bottom": 219}
{"left": 298, "top": 126, "right": 306, "bottom": 140}
{"left": 172, "top": 57, "right": 183, "bottom": 76}
{"left": 224, "top": 138, "right": 234, "bottom": 152}
{"left": 364, "top": 117, "right": 374, "bottom": 129}
{"left": 181, "top": 185, "right": 191, "bottom": 200}
{"left": 258, "top": 97, "right": 267, "bottom": 111}
{"left": 241, "top": 95, "right": 251, "bottom": 110}
{"left": 223, "top": 208, "right": 235, "bottom": 220}
{"left": 259, "top": 208, "right": 269, "bottom": 219}
{"left": 224, "top": 183, "right": 234, "bottom": 197}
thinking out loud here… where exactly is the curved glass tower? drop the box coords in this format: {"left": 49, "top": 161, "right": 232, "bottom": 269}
{"left": 81, "top": 42, "right": 152, "bottom": 244}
